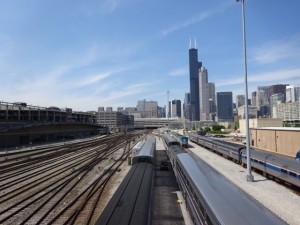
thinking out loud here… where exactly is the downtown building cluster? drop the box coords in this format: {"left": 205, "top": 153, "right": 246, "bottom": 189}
{"left": 97, "top": 41, "right": 300, "bottom": 127}
{"left": 247, "top": 84, "right": 300, "bottom": 122}
{"left": 184, "top": 42, "right": 227, "bottom": 122}
{"left": 184, "top": 42, "right": 300, "bottom": 125}
{"left": 98, "top": 97, "right": 184, "bottom": 121}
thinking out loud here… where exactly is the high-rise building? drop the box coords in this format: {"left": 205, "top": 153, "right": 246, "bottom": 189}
{"left": 286, "top": 85, "right": 300, "bottom": 102}
{"left": 237, "top": 105, "right": 257, "bottom": 119}
{"left": 268, "top": 84, "right": 288, "bottom": 102}
{"left": 189, "top": 40, "right": 202, "bottom": 121}
{"left": 270, "top": 93, "right": 284, "bottom": 118}
{"left": 183, "top": 93, "right": 191, "bottom": 120}
{"left": 216, "top": 92, "right": 233, "bottom": 122}
{"left": 257, "top": 86, "right": 269, "bottom": 108}
{"left": 157, "top": 106, "right": 165, "bottom": 118}
{"left": 137, "top": 99, "right": 146, "bottom": 111}
{"left": 98, "top": 107, "right": 105, "bottom": 112}
{"left": 258, "top": 105, "right": 270, "bottom": 118}
{"left": 251, "top": 91, "right": 257, "bottom": 107}
{"left": 106, "top": 107, "right": 113, "bottom": 112}
{"left": 136, "top": 99, "right": 158, "bottom": 118}
{"left": 170, "top": 99, "right": 181, "bottom": 117}
{"left": 236, "top": 95, "right": 245, "bottom": 108}
{"left": 117, "top": 107, "right": 124, "bottom": 112}
{"left": 199, "top": 67, "right": 210, "bottom": 121}
{"left": 125, "top": 107, "right": 136, "bottom": 114}
{"left": 276, "top": 101, "right": 300, "bottom": 121}
{"left": 258, "top": 86, "right": 270, "bottom": 99}
{"left": 98, "top": 111, "right": 134, "bottom": 129}
{"left": 256, "top": 89, "right": 267, "bottom": 108}
{"left": 144, "top": 101, "right": 157, "bottom": 112}
{"left": 208, "top": 83, "right": 216, "bottom": 119}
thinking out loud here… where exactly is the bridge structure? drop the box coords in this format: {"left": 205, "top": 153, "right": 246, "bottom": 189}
{"left": 133, "top": 117, "right": 184, "bottom": 129}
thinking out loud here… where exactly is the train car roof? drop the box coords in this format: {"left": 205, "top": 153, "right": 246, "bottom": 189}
{"left": 193, "top": 134, "right": 212, "bottom": 142}
{"left": 132, "top": 139, "right": 145, "bottom": 150}
{"left": 247, "top": 148, "right": 300, "bottom": 172}
{"left": 163, "top": 133, "right": 180, "bottom": 143}
{"left": 135, "top": 135, "right": 156, "bottom": 158}
{"left": 177, "top": 153, "right": 285, "bottom": 225}
{"left": 213, "top": 139, "right": 245, "bottom": 150}
{"left": 173, "top": 135, "right": 188, "bottom": 142}
{"left": 169, "top": 145, "right": 186, "bottom": 155}
{"left": 190, "top": 133, "right": 245, "bottom": 150}
{"left": 172, "top": 132, "right": 188, "bottom": 138}
{"left": 163, "top": 133, "right": 177, "bottom": 140}
{"left": 188, "top": 133, "right": 200, "bottom": 138}
{"left": 96, "top": 162, "right": 153, "bottom": 225}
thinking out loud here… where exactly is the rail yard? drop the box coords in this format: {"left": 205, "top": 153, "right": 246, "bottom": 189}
{"left": 0, "top": 130, "right": 299, "bottom": 225}
{"left": 0, "top": 131, "right": 145, "bottom": 225}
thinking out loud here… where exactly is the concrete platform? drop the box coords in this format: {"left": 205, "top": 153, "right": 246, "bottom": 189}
{"left": 151, "top": 137, "right": 190, "bottom": 225}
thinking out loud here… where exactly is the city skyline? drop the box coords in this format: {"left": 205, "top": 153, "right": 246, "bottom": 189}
{"left": 1, "top": 0, "right": 300, "bottom": 111}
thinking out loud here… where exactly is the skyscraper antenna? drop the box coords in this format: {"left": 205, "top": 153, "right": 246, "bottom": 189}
{"left": 189, "top": 37, "right": 192, "bottom": 49}
{"left": 194, "top": 37, "right": 197, "bottom": 49}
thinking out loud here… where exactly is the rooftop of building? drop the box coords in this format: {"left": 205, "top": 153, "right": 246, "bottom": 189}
{"left": 251, "top": 127, "right": 300, "bottom": 131}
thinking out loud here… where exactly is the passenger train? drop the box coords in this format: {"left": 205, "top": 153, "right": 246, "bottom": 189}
{"left": 172, "top": 133, "right": 189, "bottom": 148}
{"left": 97, "top": 135, "right": 156, "bottom": 225}
{"left": 131, "top": 138, "right": 146, "bottom": 156}
{"left": 131, "top": 135, "right": 156, "bottom": 165}
{"left": 162, "top": 133, "right": 286, "bottom": 225}
{"left": 189, "top": 133, "right": 300, "bottom": 188}
{"left": 163, "top": 132, "right": 189, "bottom": 148}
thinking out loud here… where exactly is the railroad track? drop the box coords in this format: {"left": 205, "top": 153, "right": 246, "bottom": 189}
{"left": 0, "top": 131, "right": 145, "bottom": 224}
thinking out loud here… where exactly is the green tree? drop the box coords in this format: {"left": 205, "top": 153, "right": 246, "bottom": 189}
{"left": 204, "top": 127, "right": 211, "bottom": 132}
{"left": 212, "top": 124, "right": 225, "bottom": 131}
{"left": 234, "top": 121, "right": 239, "bottom": 130}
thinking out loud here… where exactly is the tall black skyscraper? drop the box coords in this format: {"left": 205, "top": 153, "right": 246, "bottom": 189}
{"left": 216, "top": 92, "right": 233, "bottom": 122}
{"left": 189, "top": 41, "right": 202, "bottom": 121}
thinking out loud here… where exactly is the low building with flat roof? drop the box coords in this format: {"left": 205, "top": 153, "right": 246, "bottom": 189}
{"left": 97, "top": 111, "right": 134, "bottom": 131}
{"left": 239, "top": 118, "right": 283, "bottom": 135}
{"left": 250, "top": 127, "right": 300, "bottom": 157}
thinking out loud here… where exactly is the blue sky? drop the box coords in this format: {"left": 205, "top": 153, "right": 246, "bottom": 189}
{"left": 1, "top": 0, "right": 300, "bottom": 111}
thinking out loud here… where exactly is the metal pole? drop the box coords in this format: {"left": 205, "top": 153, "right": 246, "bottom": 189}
{"left": 167, "top": 91, "right": 170, "bottom": 128}
{"left": 238, "top": 0, "right": 254, "bottom": 181}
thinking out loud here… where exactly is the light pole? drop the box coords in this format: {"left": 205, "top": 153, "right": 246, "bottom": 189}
{"left": 236, "top": 0, "right": 254, "bottom": 182}
{"left": 167, "top": 91, "right": 170, "bottom": 128}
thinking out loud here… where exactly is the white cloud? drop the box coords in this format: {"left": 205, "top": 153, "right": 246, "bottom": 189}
{"left": 75, "top": 0, "right": 125, "bottom": 15}
{"left": 169, "top": 67, "right": 187, "bottom": 77}
{"left": 161, "top": 1, "right": 232, "bottom": 36}
{"left": 104, "top": 82, "right": 153, "bottom": 101}
{"left": 249, "top": 68, "right": 300, "bottom": 83}
{"left": 216, "top": 67, "right": 300, "bottom": 88}
{"left": 161, "top": 12, "right": 211, "bottom": 37}
{"left": 97, "top": 0, "right": 140, "bottom": 14}
{"left": 67, "top": 82, "right": 156, "bottom": 110}
{"left": 0, "top": 35, "right": 153, "bottom": 110}
{"left": 250, "top": 35, "right": 300, "bottom": 64}
{"left": 69, "top": 66, "right": 132, "bottom": 88}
